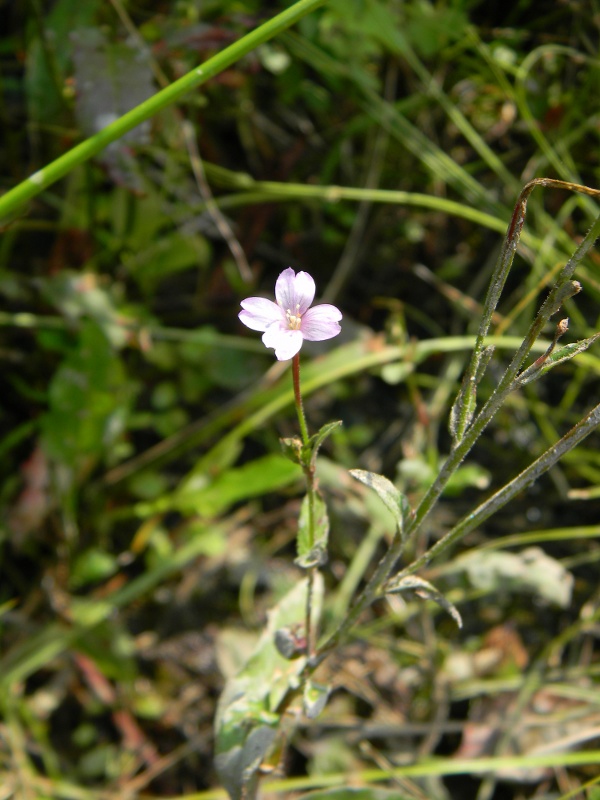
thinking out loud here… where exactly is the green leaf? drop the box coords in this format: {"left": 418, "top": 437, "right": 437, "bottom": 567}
{"left": 349, "top": 469, "right": 409, "bottom": 533}
{"left": 303, "top": 680, "right": 330, "bottom": 719}
{"left": 41, "top": 321, "right": 131, "bottom": 470}
{"left": 300, "top": 789, "right": 416, "bottom": 800}
{"left": 215, "top": 576, "right": 323, "bottom": 800}
{"left": 174, "top": 454, "right": 302, "bottom": 517}
{"left": 307, "top": 420, "right": 343, "bottom": 463}
{"left": 519, "top": 332, "right": 600, "bottom": 385}
{"left": 296, "top": 492, "right": 330, "bottom": 568}
{"left": 385, "top": 574, "right": 462, "bottom": 628}
{"left": 70, "top": 548, "right": 118, "bottom": 589}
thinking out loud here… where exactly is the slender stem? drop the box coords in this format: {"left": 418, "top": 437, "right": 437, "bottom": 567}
{"left": 407, "top": 204, "right": 600, "bottom": 545}
{"left": 311, "top": 528, "right": 405, "bottom": 670}
{"left": 0, "top": 0, "right": 326, "bottom": 221}
{"left": 404, "top": 399, "right": 600, "bottom": 577}
{"left": 291, "top": 352, "right": 317, "bottom": 663}
{"left": 292, "top": 353, "right": 310, "bottom": 447}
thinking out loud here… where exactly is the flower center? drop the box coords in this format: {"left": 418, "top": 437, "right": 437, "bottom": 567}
{"left": 286, "top": 304, "right": 302, "bottom": 330}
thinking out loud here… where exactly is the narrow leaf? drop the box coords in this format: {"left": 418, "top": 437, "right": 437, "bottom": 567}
{"left": 296, "top": 492, "right": 330, "bottom": 568}
{"left": 385, "top": 574, "right": 463, "bottom": 628}
{"left": 519, "top": 332, "right": 600, "bottom": 385}
{"left": 349, "top": 469, "right": 409, "bottom": 533}
{"left": 307, "top": 420, "right": 343, "bottom": 465}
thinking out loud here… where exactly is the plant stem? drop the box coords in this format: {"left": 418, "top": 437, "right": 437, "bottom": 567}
{"left": 292, "top": 353, "right": 310, "bottom": 447}
{"left": 292, "top": 352, "right": 317, "bottom": 662}
{"left": 0, "top": 0, "right": 327, "bottom": 221}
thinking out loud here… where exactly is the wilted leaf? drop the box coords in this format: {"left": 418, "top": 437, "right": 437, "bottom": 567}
{"left": 458, "top": 547, "right": 574, "bottom": 608}
{"left": 72, "top": 28, "right": 155, "bottom": 189}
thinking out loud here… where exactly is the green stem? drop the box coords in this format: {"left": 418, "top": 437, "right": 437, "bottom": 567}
{"left": 292, "top": 352, "right": 318, "bottom": 662}
{"left": 0, "top": 0, "right": 326, "bottom": 221}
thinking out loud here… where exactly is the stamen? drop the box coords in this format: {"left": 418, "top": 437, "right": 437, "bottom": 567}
{"left": 286, "top": 307, "right": 302, "bottom": 330}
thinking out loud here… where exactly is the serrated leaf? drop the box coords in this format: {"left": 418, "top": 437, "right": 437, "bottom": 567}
{"left": 349, "top": 469, "right": 408, "bottom": 533}
{"left": 385, "top": 574, "right": 462, "bottom": 628}
{"left": 296, "top": 492, "right": 329, "bottom": 568}
{"left": 215, "top": 576, "right": 323, "bottom": 800}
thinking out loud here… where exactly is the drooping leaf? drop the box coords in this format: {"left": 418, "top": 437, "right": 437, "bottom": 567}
{"left": 349, "top": 469, "right": 409, "bottom": 534}
{"left": 40, "top": 320, "right": 132, "bottom": 471}
{"left": 385, "top": 574, "right": 463, "bottom": 628}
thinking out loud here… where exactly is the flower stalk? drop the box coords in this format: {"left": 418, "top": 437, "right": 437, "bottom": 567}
{"left": 239, "top": 269, "right": 343, "bottom": 662}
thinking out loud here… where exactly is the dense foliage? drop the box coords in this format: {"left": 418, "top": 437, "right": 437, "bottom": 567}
{"left": 1, "top": 1, "right": 600, "bottom": 797}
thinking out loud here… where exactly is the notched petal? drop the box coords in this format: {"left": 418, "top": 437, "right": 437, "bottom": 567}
{"left": 275, "top": 268, "right": 315, "bottom": 315}
{"left": 293, "top": 271, "right": 316, "bottom": 314}
{"left": 301, "top": 304, "right": 342, "bottom": 341}
{"left": 274, "top": 268, "right": 298, "bottom": 312}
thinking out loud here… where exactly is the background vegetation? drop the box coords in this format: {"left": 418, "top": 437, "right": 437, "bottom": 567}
{"left": 1, "top": 0, "right": 600, "bottom": 797}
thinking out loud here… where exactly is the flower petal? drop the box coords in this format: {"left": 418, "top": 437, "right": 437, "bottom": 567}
{"left": 300, "top": 304, "right": 342, "bottom": 341}
{"left": 239, "top": 297, "right": 283, "bottom": 332}
{"left": 275, "top": 268, "right": 315, "bottom": 316}
{"left": 262, "top": 323, "right": 304, "bottom": 361}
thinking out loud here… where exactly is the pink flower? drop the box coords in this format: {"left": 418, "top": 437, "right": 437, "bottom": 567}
{"left": 239, "top": 268, "right": 342, "bottom": 361}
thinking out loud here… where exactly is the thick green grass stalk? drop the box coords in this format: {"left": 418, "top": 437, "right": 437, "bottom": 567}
{"left": 0, "top": 0, "right": 326, "bottom": 222}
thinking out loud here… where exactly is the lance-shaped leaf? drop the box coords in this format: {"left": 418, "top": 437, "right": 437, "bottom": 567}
{"left": 385, "top": 574, "right": 463, "bottom": 628}
{"left": 349, "top": 469, "right": 409, "bottom": 534}
{"left": 301, "top": 789, "right": 416, "bottom": 800}
{"left": 215, "top": 576, "right": 323, "bottom": 800}
{"left": 449, "top": 345, "right": 494, "bottom": 442}
{"left": 296, "top": 492, "right": 329, "bottom": 569}
{"left": 307, "top": 420, "right": 343, "bottom": 465}
{"left": 519, "top": 332, "right": 600, "bottom": 385}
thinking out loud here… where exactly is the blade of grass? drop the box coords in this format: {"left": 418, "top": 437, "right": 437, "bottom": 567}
{"left": 0, "top": 0, "right": 327, "bottom": 222}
